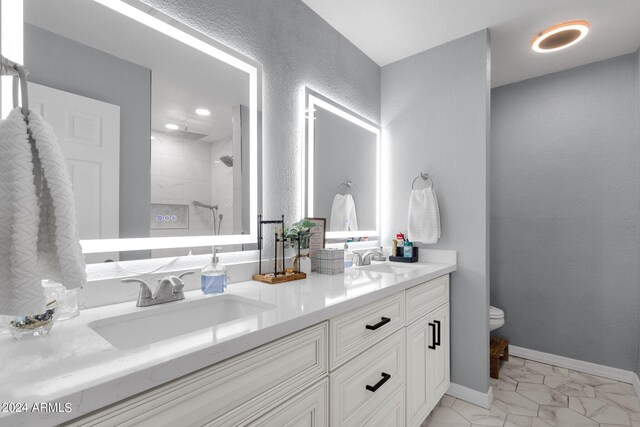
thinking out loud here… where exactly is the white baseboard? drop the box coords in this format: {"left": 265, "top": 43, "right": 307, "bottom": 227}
{"left": 510, "top": 345, "right": 640, "bottom": 398}
{"left": 447, "top": 382, "right": 493, "bottom": 409}
{"left": 633, "top": 373, "right": 640, "bottom": 399}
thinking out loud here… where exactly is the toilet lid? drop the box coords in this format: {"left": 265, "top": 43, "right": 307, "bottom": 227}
{"left": 490, "top": 306, "right": 504, "bottom": 319}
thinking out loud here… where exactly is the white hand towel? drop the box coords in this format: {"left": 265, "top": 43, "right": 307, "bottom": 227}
{"left": 29, "top": 109, "right": 87, "bottom": 291}
{"left": 0, "top": 109, "right": 45, "bottom": 316}
{"left": 330, "top": 194, "right": 359, "bottom": 232}
{"left": 407, "top": 187, "right": 441, "bottom": 244}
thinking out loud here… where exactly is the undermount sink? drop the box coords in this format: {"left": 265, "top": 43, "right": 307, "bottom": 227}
{"left": 358, "top": 263, "right": 422, "bottom": 275}
{"left": 89, "top": 295, "right": 274, "bottom": 350}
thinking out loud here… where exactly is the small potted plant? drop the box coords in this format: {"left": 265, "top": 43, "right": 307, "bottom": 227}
{"left": 284, "top": 219, "right": 316, "bottom": 273}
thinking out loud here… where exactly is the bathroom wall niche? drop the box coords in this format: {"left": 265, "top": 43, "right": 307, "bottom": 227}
{"left": 13, "top": 0, "right": 262, "bottom": 261}
{"left": 303, "top": 88, "right": 380, "bottom": 240}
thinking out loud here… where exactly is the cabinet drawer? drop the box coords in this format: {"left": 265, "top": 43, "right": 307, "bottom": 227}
{"left": 329, "top": 292, "right": 405, "bottom": 369}
{"left": 64, "top": 323, "right": 328, "bottom": 427}
{"left": 330, "top": 329, "right": 405, "bottom": 427}
{"left": 246, "top": 379, "right": 328, "bottom": 427}
{"left": 362, "top": 386, "right": 405, "bottom": 427}
{"left": 406, "top": 274, "right": 449, "bottom": 324}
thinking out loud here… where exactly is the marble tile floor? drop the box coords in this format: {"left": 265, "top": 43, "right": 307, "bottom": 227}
{"left": 422, "top": 356, "right": 640, "bottom": 427}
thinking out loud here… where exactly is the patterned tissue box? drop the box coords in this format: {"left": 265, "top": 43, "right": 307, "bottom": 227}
{"left": 312, "top": 248, "right": 345, "bottom": 275}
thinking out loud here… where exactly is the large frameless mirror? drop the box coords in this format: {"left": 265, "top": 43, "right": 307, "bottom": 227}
{"left": 5, "top": 0, "right": 262, "bottom": 262}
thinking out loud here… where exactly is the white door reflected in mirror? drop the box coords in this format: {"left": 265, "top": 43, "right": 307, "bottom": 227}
{"left": 30, "top": 83, "right": 121, "bottom": 263}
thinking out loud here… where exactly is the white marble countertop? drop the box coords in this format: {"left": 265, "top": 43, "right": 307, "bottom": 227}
{"left": 0, "top": 258, "right": 456, "bottom": 426}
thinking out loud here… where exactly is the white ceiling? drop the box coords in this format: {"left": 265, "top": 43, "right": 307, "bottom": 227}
{"left": 300, "top": 0, "right": 640, "bottom": 87}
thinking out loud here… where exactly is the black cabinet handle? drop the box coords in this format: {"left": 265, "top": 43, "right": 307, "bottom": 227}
{"left": 366, "top": 372, "right": 391, "bottom": 392}
{"left": 434, "top": 319, "right": 441, "bottom": 346}
{"left": 366, "top": 317, "right": 391, "bottom": 330}
{"left": 428, "top": 322, "right": 437, "bottom": 349}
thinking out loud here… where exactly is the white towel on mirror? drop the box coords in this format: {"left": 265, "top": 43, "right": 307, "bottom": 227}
{"left": 330, "top": 194, "right": 359, "bottom": 232}
{"left": 29, "top": 109, "right": 87, "bottom": 292}
{"left": 0, "top": 108, "right": 45, "bottom": 316}
{"left": 0, "top": 108, "right": 86, "bottom": 316}
{"left": 408, "top": 187, "right": 441, "bottom": 244}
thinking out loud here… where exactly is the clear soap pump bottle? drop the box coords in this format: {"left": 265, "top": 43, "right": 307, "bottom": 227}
{"left": 344, "top": 240, "right": 353, "bottom": 269}
{"left": 201, "top": 247, "right": 228, "bottom": 294}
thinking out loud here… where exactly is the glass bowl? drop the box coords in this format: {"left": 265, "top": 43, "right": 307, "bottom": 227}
{"left": 7, "top": 301, "right": 60, "bottom": 339}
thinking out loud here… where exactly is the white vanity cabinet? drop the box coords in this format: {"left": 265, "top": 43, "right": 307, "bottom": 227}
{"left": 64, "top": 274, "right": 451, "bottom": 427}
{"left": 406, "top": 275, "right": 451, "bottom": 427}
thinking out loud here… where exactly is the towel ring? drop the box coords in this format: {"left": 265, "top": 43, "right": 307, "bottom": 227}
{"left": 412, "top": 172, "right": 433, "bottom": 190}
{"left": 1, "top": 55, "right": 29, "bottom": 118}
{"left": 336, "top": 181, "right": 354, "bottom": 195}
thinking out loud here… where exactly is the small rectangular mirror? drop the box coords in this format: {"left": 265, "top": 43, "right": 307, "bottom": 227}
{"left": 303, "top": 88, "right": 380, "bottom": 240}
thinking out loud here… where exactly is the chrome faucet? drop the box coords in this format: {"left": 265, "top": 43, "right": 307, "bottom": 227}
{"left": 353, "top": 250, "right": 387, "bottom": 266}
{"left": 122, "top": 271, "right": 194, "bottom": 307}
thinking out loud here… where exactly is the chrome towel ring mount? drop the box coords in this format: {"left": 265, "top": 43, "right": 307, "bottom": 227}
{"left": 411, "top": 172, "right": 433, "bottom": 190}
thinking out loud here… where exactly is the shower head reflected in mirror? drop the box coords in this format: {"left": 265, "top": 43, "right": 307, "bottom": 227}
{"left": 219, "top": 155, "right": 233, "bottom": 167}
{"left": 192, "top": 201, "right": 218, "bottom": 210}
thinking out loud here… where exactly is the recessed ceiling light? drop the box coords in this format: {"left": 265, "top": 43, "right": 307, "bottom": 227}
{"left": 195, "top": 108, "right": 211, "bottom": 116}
{"left": 150, "top": 136, "right": 156, "bottom": 140}
{"left": 165, "top": 123, "right": 179, "bottom": 130}
{"left": 531, "top": 20, "right": 590, "bottom": 53}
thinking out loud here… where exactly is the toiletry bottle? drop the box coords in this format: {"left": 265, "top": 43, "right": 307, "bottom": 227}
{"left": 343, "top": 241, "right": 353, "bottom": 269}
{"left": 404, "top": 241, "right": 414, "bottom": 258}
{"left": 201, "top": 247, "right": 228, "bottom": 294}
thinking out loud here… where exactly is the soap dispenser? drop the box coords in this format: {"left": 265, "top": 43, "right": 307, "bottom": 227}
{"left": 201, "top": 247, "right": 228, "bottom": 294}
{"left": 343, "top": 241, "right": 353, "bottom": 269}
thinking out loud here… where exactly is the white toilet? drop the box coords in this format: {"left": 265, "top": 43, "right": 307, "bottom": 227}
{"left": 490, "top": 306, "right": 505, "bottom": 331}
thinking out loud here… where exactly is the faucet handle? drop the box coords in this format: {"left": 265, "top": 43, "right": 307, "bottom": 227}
{"left": 121, "top": 278, "right": 152, "bottom": 299}
{"left": 353, "top": 252, "right": 364, "bottom": 266}
{"left": 169, "top": 276, "right": 185, "bottom": 293}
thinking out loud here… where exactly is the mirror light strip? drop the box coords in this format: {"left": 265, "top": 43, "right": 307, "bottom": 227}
{"left": 94, "top": 0, "right": 255, "bottom": 73}
{"left": 81, "top": 234, "right": 257, "bottom": 253}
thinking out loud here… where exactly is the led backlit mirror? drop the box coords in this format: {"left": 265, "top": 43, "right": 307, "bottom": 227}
{"left": 303, "top": 88, "right": 380, "bottom": 240}
{"left": 6, "top": 0, "right": 262, "bottom": 262}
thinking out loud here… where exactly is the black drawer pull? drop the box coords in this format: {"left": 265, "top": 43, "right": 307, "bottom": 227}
{"left": 434, "top": 319, "right": 441, "bottom": 346}
{"left": 429, "top": 322, "right": 437, "bottom": 350}
{"left": 366, "top": 372, "right": 391, "bottom": 392}
{"left": 366, "top": 317, "right": 391, "bottom": 330}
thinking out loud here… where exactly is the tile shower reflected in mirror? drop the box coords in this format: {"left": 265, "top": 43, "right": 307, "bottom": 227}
{"left": 23, "top": 0, "right": 259, "bottom": 261}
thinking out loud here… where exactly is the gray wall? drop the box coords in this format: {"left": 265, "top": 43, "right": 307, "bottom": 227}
{"left": 314, "top": 107, "right": 377, "bottom": 231}
{"left": 142, "top": 0, "right": 380, "bottom": 226}
{"left": 491, "top": 53, "right": 640, "bottom": 371}
{"left": 382, "top": 30, "right": 491, "bottom": 393}
{"left": 637, "top": 48, "right": 640, "bottom": 379}
{"left": 24, "top": 23, "right": 151, "bottom": 260}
